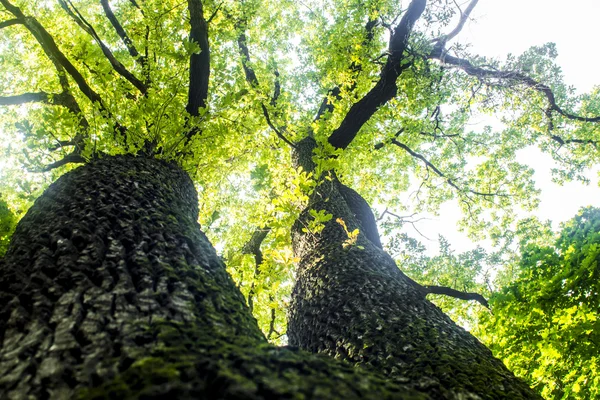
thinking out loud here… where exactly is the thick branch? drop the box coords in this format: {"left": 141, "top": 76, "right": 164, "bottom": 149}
{"left": 0, "top": 92, "right": 52, "bottom": 106}
{"left": 313, "top": 18, "right": 378, "bottom": 123}
{"left": 550, "top": 134, "right": 599, "bottom": 148}
{"left": 38, "top": 152, "right": 86, "bottom": 172}
{"left": 430, "top": 50, "right": 600, "bottom": 123}
{"left": 1, "top": 0, "right": 105, "bottom": 107}
{"left": 328, "top": 0, "right": 427, "bottom": 149}
{"left": 0, "top": 91, "right": 89, "bottom": 128}
{"left": 100, "top": 0, "right": 144, "bottom": 66}
{"left": 242, "top": 227, "right": 271, "bottom": 313}
{"left": 421, "top": 285, "right": 489, "bottom": 308}
{"left": 59, "top": 0, "right": 147, "bottom": 94}
{"left": 0, "top": 18, "right": 19, "bottom": 29}
{"left": 238, "top": 32, "right": 258, "bottom": 86}
{"left": 186, "top": 0, "right": 210, "bottom": 117}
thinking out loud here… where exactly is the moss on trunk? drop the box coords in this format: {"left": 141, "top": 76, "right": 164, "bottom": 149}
{"left": 0, "top": 156, "right": 424, "bottom": 399}
{"left": 288, "top": 177, "right": 541, "bottom": 399}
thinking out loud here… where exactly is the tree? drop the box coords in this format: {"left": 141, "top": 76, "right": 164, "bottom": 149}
{"left": 475, "top": 208, "right": 600, "bottom": 399}
{"left": 0, "top": 0, "right": 598, "bottom": 398}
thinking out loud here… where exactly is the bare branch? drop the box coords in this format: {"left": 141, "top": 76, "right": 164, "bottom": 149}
{"left": 430, "top": 50, "right": 600, "bottom": 124}
{"left": 383, "top": 132, "right": 510, "bottom": 198}
{"left": 186, "top": 0, "right": 210, "bottom": 117}
{"left": 380, "top": 209, "right": 432, "bottom": 240}
{"left": 328, "top": 0, "right": 427, "bottom": 149}
{"left": 432, "top": 0, "right": 479, "bottom": 48}
{"left": 58, "top": 0, "right": 147, "bottom": 94}
{"left": 421, "top": 284, "right": 490, "bottom": 308}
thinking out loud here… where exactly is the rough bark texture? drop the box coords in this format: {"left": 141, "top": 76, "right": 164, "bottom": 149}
{"left": 288, "top": 175, "right": 541, "bottom": 399}
{"left": 0, "top": 156, "right": 425, "bottom": 399}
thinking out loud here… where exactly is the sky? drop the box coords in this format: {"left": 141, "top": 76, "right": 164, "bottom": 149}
{"left": 404, "top": 0, "right": 600, "bottom": 253}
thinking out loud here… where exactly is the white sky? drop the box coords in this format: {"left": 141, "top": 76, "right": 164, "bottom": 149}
{"left": 404, "top": 0, "right": 600, "bottom": 253}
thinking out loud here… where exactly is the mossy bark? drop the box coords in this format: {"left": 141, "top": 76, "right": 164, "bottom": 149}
{"left": 288, "top": 174, "right": 542, "bottom": 400}
{"left": 0, "top": 156, "right": 425, "bottom": 399}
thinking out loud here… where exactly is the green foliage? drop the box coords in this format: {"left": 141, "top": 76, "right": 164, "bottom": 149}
{"left": 386, "top": 231, "right": 496, "bottom": 324}
{"left": 0, "top": 197, "right": 17, "bottom": 257}
{"left": 1, "top": 1, "right": 600, "bottom": 388}
{"left": 474, "top": 207, "right": 600, "bottom": 399}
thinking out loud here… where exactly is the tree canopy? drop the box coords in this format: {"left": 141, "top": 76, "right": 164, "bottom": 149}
{"left": 1, "top": 0, "right": 600, "bottom": 396}
{"left": 471, "top": 207, "right": 600, "bottom": 399}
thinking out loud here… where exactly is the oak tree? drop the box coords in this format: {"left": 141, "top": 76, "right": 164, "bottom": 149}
{"left": 0, "top": 0, "right": 598, "bottom": 398}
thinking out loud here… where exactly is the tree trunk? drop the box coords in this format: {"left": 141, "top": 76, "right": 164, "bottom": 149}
{"left": 0, "top": 156, "right": 425, "bottom": 399}
{"left": 288, "top": 146, "right": 541, "bottom": 399}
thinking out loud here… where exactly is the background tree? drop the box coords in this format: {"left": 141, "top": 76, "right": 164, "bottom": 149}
{"left": 0, "top": 0, "right": 599, "bottom": 398}
{"left": 474, "top": 208, "right": 600, "bottom": 399}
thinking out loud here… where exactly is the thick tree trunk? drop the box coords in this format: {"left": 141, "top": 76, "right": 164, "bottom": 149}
{"left": 288, "top": 151, "right": 541, "bottom": 399}
{"left": 0, "top": 156, "right": 424, "bottom": 399}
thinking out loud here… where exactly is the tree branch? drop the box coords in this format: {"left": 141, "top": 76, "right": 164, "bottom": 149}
{"left": 242, "top": 227, "right": 271, "bottom": 313}
{"left": 100, "top": 0, "right": 145, "bottom": 65}
{"left": 0, "top": 18, "right": 19, "bottom": 29}
{"left": 381, "top": 132, "right": 510, "bottom": 198}
{"left": 313, "top": 18, "right": 379, "bottom": 123}
{"left": 421, "top": 284, "right": 490, "bottom": 308}
{"left": 432, "top": 0, "right": 479, "bottom": 48}
{"left": 0, "top": 91, "right": 89, "bottom": 127}
{"left": 314, "top": 87, "right": 341, "bottom": 122}
{"left": 0, "top": 0, "right": 105, "bottom": 107}
{"left": 271, "top": 68, "right": 281, "bottom": 107}
{"left": 430, "top": 50, "right": 600, "bottom": 124}
{"left": 327, "top": 0, "right": 427, "bottom": 149}
{"left": 185, "top": 0, "right": 210, "bottom": 117}
{"left": 266, "top": 299, "right": 279, "bottom": 340}
{"left": 38, "top": 151, "right": 86, "bottom": 172}
{"left": 550, "top": 134, "right": 599, "bottom": 149}
{"left": 58, "top": 0, "right": 147, "bottom": 94}
{"left": 129, "top": 0, "right": 141, "bottom": 10}
{"left": 236, "top": 29, "right": 295, "bottom": 148}
{"left": 0, "top": 92, "right": 52, "bottom": 106}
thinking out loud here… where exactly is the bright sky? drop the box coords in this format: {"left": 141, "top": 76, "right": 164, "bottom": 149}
{"left": 405, "top": 0, "right": 600, "bottom": 253}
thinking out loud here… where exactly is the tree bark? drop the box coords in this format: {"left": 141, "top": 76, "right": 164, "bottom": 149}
{"left": 0, "top": 156, "right": 424, "bottom": 399}
{"left": 288, "top": 158, "right": 541, "bottom": 399}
